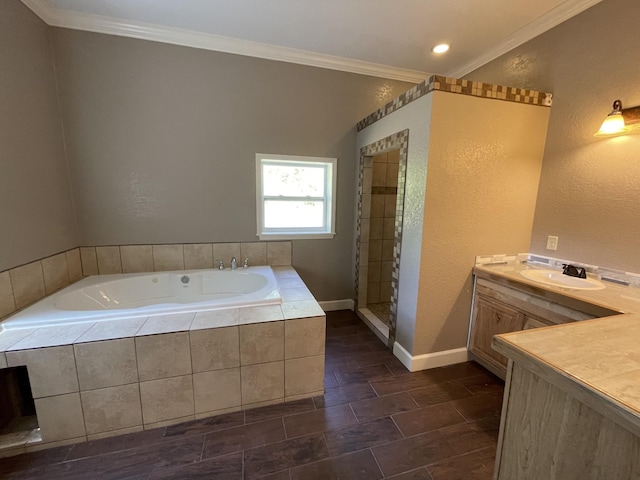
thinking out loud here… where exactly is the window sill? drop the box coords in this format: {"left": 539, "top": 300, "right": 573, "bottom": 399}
{"left": 257, "top": 232, "right": 336, "bottom": 240}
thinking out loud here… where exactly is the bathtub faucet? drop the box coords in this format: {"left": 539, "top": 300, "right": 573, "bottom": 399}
{"left": 243, "top": 257, "right": 249, "bottom": 269}
{"left": 231, "top": 257, "right": 237, "bottom": 270}
{"left": 218, "top": 260, "right": 224, "bottom": 270}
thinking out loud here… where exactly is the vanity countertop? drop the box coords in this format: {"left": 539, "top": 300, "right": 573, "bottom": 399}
{"left": 476, "top": 262, "right": 640, "bottom": 435}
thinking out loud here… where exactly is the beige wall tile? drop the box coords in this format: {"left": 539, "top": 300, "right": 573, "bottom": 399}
{"left": 367, "top": 282, "right": 380, "bottom": 304}
{"left": 240, "top": 321, "right": 284, "bottom": 365}
{"left": 370, "top": 195, "right": 385, "bottom": 218}
{"left": 238, "top": 305, "right": 283, "bottom": 325}
{"left": 360, "top": 218, "right": 370, "bottom": 240}
{"left": 66, "top": 249, "right": 83, "bottom": 282}
{"left": 9, "top": 262, "right": 45, "bottom": 309}
{"left": 382, "top": 240, "right": 395, "bottom": 261}
{"left": 362, "top": 167, "right": 373, "bottom": 193}
{"left": 6, "top": 346, "right": 78, "bottom": 398}
{"left": 368, "top": 262, "right": 381, "bottom": 283}
{"left": 380, "top": 282, "right": 393, "bottom": 302}
{"left": 285, "top": 316, "right": 325, "bottom": 359}
{"left": 386, "top": 163, "right": 399, "bottom": 187}
{"left": 41, "top": 253, "right": 70, "bottom": 294}
{"left": 369, "top": 218, "right": 383, "bottom": 240}
{"left": 240, "top": 361, "right": 284, "bottom": 405}
{"left": 184, "top": 244, "right": 213, "bottom": 270}
{"left": 74, "top": 338, "right": 138, "bottom": 390}
{"left": 35, "top": 393, "right": 86, "bottom": 442}
{"left": 381, "top": 261, "right": 393, "bottom": 283}
{"left": 96, "top": 246, "right": 122, "bottom": 274}
{"left": 384, "top": 194, "right": 397, "bottom": 218}
{"left": 279, "top": 287, "right": 314, "bottom": 303}
{"left": 266, "top": 242, "right": 291, "bottom": 266}
{"left": 213, "top": 243, "right": 241, "bottom": 268}
{"left": 285, "top": 390, "right": 324, "bottom": 403}
{"left": 240, "top": 243, "right": 267, "bottom": 266}
{"left": 383, "top": 218, "right": 395, "bottom": 240}
{"left": 281, "top": 300, "right": 325, "bottom": 320}
{"left": 8, "top": 323, "right": 93, "bottom": 350}
{"left": 368, "top": 240, "right": 382, "bottom": 263}
{"left": 285, "top": 355, "right": 325, "bottom": 397}
{"left": 372, "top": 163, "right": 387, "bottom": 187}
{"left": 120, "top": 245, "right": 154, "bottom": 273}
{"left": 136, "top": 332, "right": 192, "bottom": 381}
{"left": 361, "top": 194, "right": 371, "bottom": 219}
{"left": 0, "top": 353, "right": 6, "bottom": 369}
{"left": 193, "top": 368, "right": 241, "bottom": 414}
{"left": 152, "top": 245, "right": 184, "bottom": 271}
{"left": 0, "top": 271, "right": 16, "bottom": 318}
{"left": 136, "top": 313, "right": 195, "bottom": 336}
{"left": 372, "top": 153, "right": 387, "bottom": 163}
{"left": 81, "top": 384, "right": 143, "bottom": 435}
{"left": 190, "top": 326, "right": 239, "bottom": 373}
{"left": 191, "top": 309, "right": 239, "bottom": 330}
{"left": 140, "top": 375, "right": 194, "bottom": 425}
{"left": 80, "top": 247, "right": 98, "bottom": 276}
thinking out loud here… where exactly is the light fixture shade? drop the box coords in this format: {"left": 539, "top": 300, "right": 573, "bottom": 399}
{"left": 594, "top": 99, "right": 629, "bottom": 136}
{"left": 596, "top": 113, "right": 626, "bottom": 135}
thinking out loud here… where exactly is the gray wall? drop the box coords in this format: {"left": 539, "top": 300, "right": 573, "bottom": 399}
{"left": 0, "top": 1, "right": 77, "bottom": 272}
{"left": 51, "top": 28, "right": 413, "bottom": 300}
{"left": 469, "top": 0, "right": 640, "bottom": 272}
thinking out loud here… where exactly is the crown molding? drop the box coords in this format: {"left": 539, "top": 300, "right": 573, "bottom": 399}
{"left": 446, "top": 0, "right": 603, "bottom": 78}
{"left": 20, "top": 0, "right": 428, "bottom": 83}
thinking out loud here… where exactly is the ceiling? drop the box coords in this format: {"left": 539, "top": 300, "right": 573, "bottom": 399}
{"left": 22, "top": 0, "right": 602, "bottom": 83}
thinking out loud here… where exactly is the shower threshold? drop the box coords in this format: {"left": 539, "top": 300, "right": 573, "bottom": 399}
{"left": 357, "top": 307, "right": 389, "bottom": 345}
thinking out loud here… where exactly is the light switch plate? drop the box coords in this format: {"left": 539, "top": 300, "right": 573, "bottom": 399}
{"left": 546, "top": 235, "right": 558, "bottom": 251}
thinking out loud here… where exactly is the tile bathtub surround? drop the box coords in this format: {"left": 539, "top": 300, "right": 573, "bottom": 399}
{"left": 0, "top": 311, "right": 504, "bottom": 479}
{"left": 0, "top": 266, "right": 325, "bottom": 453}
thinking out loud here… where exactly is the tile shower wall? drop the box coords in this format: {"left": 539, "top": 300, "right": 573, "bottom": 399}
{"left": 367, "top": 151, "right": 399, "bottom": 305}
{"left": 0, "top": 242, "right": 292, "bottom": 321}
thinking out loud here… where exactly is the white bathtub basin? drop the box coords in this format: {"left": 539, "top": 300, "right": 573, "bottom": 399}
{"left": 520, "top": 269, "right": 605, "bottom": 290}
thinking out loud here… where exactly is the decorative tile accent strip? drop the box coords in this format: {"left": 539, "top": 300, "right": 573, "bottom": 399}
{"left": 355, "top": 129, "right": 409, "bottom": 347}
{"left": 357, "top": 74, "right": 553, "bottom": 131}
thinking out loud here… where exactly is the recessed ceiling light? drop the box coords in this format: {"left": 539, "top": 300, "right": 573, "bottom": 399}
{"left": 432, "top": 44, "right": 450, "bottom": 54}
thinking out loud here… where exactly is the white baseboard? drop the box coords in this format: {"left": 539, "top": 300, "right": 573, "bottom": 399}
{"left": 393, "top": 343, "right": 470, "bottom": 372}
{"left": 318, "top": 299, "right": 354, "bottom": 311}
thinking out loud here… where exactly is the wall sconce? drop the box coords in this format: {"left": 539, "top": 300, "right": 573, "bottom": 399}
{"left": 594, "top": 99, "right": 640, "bottom": 136}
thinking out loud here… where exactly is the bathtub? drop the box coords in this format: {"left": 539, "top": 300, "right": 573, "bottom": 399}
{"left": 1, "top": 266, "right": 281, "bottom": 330}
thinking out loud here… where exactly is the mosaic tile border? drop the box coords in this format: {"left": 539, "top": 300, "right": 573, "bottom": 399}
{"left": 475, "top": 253, "right": 640, "bottom": 288}
{"left": 357, "top": 74, "right": 553, "bottom": 131}
{"left": 355, "top": 129, "right": 409, "bottom": 347}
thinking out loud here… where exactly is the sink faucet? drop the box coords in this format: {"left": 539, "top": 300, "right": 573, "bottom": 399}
{"left": 243, "top": 257, "right": 249, "bottom": 269}
{"left": 231, "top": 257, "right": 237, "bottom": 270}
{"left": 218, "top": 260, "right": 224, "bottom": 270}
{"left": 562, "top": 264, "right": 587, "bottom": 279}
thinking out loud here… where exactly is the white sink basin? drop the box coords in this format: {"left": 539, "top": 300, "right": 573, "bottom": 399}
{"left": 520, "top": 269, "right": 605, "bottom": 290}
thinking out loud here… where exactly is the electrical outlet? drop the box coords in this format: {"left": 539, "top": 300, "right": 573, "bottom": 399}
{"left": 546, "top": 235, "right": 558, "bottom": 251}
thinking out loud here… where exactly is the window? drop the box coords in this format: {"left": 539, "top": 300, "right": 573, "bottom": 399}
{"left": 256, "top": 154, "right": 337, "bottom": 240}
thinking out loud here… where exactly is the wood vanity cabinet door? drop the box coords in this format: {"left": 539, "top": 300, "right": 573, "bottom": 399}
{"left": 470, "top": 295, "right": 525, "bottom": 375}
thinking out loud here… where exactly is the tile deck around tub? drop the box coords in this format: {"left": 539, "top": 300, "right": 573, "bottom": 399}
{"left": 0, "top": 267, "right": 325, "bottom": 455}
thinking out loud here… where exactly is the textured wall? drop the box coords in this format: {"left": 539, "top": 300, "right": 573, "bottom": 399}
{"left": 469, "top": 0, "right": 640, "bottom": 272}
{"left": 414, "top": 91, "right": 549, "bottom": 354}
{"left": 51, "top": 28, "right": 413, "bottom": 301}
{"left": 0, "top": 1, "right": 77, "bottom": 272}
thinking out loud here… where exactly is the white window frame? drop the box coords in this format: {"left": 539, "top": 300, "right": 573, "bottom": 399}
{"left": 256, "top": 153, "right": 337, "bottom": 240}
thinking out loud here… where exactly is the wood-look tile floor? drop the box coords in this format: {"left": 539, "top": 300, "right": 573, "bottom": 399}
{"left": 0, "top": 310, "right": 504, "bottom": 479}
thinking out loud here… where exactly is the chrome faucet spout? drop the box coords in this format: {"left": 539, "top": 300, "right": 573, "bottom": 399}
{"left": 231, "top": 257, "right": 237, "bottom": 270}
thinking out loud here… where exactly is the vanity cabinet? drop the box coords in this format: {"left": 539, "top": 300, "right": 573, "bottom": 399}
{"left": 469, "top": 277, "right": 597, "bottom": 378}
